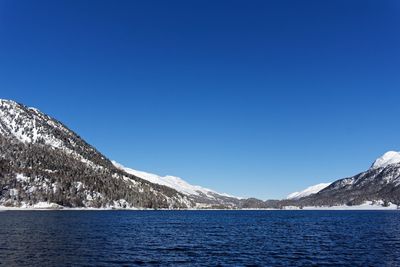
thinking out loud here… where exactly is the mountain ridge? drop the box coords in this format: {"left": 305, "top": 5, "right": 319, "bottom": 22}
{"left": 0, "top": 99, "right": 250, "bottom": 209}
{"left": 279, "top": 151, "right": 400, "bottom": 208}
{"left": 287, "top": 183, "right": 331, "bottom": 200}
{"left": 0, "top": 99, "right": 399, "bottom": 209}
{"left": 112, "top": 160, "right": 239, "bottom": 199}
{"left": 370, "top": 151, "right": 400, "bottom": 170}
{"left": 0, "top": 99, "right": 194, "bottom": 209}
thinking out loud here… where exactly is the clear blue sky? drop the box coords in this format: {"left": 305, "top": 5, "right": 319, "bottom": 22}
{"left": 1, "top": 0, "right": 399, "bottom": 199}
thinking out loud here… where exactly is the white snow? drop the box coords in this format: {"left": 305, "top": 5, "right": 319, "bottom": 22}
{"left": 0, "top": 99, "right": 102, "bottom": 170}
{"left": 31, "top": 202, "right": 62, "bottom": 209}
{"left": 287, "top": 182, "right": 331, "bottom": 200}
{"left": 112, "top": 161, "right": 238, "bottom": 198}
{"left": 371, "top": 151, "right": 400, "bottom": 169}
{"left": 109, "top": 199, "right": 131, "bottom": 209}
{"left": 16, "top": 173, "right": 29, "bottom": 182}
{"left": 301, "top": 201, "right": 399, "bottom": 210}
{"left": 0, "top": 201, "right": 64, "bottom": 210}
{"left": 73, "top": 181, "right": 84, "bottom": 191}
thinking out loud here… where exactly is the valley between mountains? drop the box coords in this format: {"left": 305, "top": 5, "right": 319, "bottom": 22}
{"left": 0, "top": 99, "right": 399, "bottom": 210}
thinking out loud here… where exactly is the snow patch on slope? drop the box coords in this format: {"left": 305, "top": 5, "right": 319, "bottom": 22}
{"left": 301, "top": 200, "right": 399, "bottom": 210}
{"left": 370, "top": 151, "right": 400, "bottom": 170}
{"left": 112, "top": 161, "right": 237, "bottom": 198}
{"left": 0, "top": 99, "right": 65, "bottom": 146}
{"left": 0, "top": 99, "right": 102, "bottom": 170}
{"left": 287, "top": 183, "right": 331, "bottom": 200}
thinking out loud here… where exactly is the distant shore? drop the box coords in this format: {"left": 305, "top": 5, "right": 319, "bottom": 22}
{"left": 1, "top": 202, "right": 398, "bottom": 211}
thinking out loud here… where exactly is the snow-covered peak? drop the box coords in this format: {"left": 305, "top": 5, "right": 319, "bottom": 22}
{"left": 0, "top": 99, "right": 17, "bottom": 105}
{"left": 0, "top": 99, "right": 106, "bottom": 169}
{"left": 0, "top": 99, "right": 70, "bottom": 145}
{"left": 112, "top": 161, "right": 237, "bottom": 198}
{"left": 370, "top": 151, "right": 400, "bottom": 170}
{"left": 287, "top": 183, "right": 331, "bottom": 200}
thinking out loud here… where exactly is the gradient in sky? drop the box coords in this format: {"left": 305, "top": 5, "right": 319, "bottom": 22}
{"left": 0, "top": 0, "right": 399, "bottom": 199}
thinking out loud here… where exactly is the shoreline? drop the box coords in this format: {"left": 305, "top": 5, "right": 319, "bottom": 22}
{"left": 1, "top": 200, "right": 398, "bottom": 211}
{"left": 1, "top": 206, "right": 398, "bottom": 212}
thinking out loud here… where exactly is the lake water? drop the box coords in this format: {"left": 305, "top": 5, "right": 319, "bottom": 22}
{"left": 0, "top": 210, "right": 399, "bottom": 266}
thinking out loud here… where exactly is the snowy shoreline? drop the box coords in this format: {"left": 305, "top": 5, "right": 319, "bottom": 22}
{"left": 0, "top": 203, "right": 398, "bottom": 211}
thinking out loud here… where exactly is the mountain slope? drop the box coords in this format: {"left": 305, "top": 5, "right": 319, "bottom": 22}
{"left": 112, "top": 161, "right": 244, "bottom": 208}
{"left": 112, "top": 161, "right": 238, "bottom": 201}
{"left": 0, "top": 99, "right": 193, "bottom": 209}
{"left": 0, "top": 99, "right": 249, "bottom": 209}
{"left": 370, "top": 151, "right": 400, "bottom": 170}
{"left": 287, "top": 183, "right": 331, "bottom": 200}
{"left": 2, "top": 99, "right": 398, "bottom": 209}
{"left": 285, "top": 152, "right": 400, "bottom": 208}
{"left": 0, "top": 99, "right": 107, "bottom": 168}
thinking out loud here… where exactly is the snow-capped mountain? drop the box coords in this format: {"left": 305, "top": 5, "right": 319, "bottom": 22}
{"left": 0, "top": 99, "right": 245, "bottom": 209}
{"left": 0, "top": 99, "right": 109, "bottom": 169}
{"left": 370, "top": 151, "right": 400, "bottom": 170}
{"left": 0, "top": 99, "right": 193, "bottom": 209}
{"left": 286, "top": 152, "right": 400, "bottom": 207}
{"left": 2, "top": 99, "right": 399, "bottom": 209}
{"left": 112, "top": 161, "right": 242, "bottom": 208}
{"left": 287, "top": 183, "right": 331, "bottom": 200}
{"left": 112, "top": 161, "right": 236, "bottom": 199}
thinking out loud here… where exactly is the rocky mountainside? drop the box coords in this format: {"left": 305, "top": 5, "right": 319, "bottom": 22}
{"left": 0, "top": 99, "right": 254, "bottom": 209}
{"left": 281, "top": 151, "right": 400, "bottom": 208}
{"left": 0, "top": 99, "right": 196, "bottom": 209}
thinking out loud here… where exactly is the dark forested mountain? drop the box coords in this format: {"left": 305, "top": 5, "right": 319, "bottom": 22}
{"left": 279, "top": 151, "right": 400, "bottom": 208}
{"left": 295, "top": 161, "right": 400, "bottom": 207}
{"left": 0, "top": 99, "right": 251, "bottom": 209}
{"left": 1, "top": 99, "right": 399, "bottom": 209}
{"left": 0, "top": 99, "right": 194, "bottom": 209}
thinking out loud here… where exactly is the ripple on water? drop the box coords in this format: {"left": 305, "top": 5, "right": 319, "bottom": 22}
{"left": 0, "top": 210, "right": 399, "bottom": 266}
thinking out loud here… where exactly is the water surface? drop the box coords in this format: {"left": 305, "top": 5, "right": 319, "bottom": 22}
{"left": 0, "top": 210, "right": 399, "bottom": 266}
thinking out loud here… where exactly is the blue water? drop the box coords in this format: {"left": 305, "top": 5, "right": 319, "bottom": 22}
{"left": 0, "top": 210, "right": 399, "bottom": 266}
